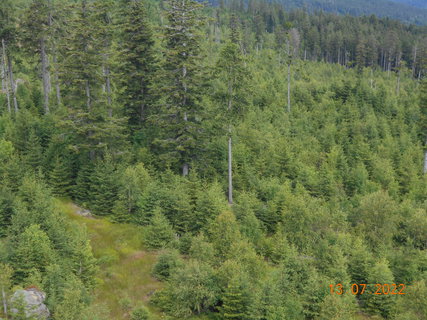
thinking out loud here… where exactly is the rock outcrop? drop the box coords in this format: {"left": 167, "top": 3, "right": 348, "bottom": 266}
{"left": 11, "top": 288, "right": 50, "bottom": 320}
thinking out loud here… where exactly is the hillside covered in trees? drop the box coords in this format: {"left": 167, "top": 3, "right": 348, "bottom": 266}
{"left": 0, "top": 0, "right": 426, "bottom": 319}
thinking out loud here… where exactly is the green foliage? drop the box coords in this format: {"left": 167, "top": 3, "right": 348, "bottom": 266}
{"left": 156, "top": 260, "right": 219, "bottom": 317}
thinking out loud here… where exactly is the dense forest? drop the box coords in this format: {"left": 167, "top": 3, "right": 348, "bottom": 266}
{"left": 0, "top": 0, "right": 426, "bottom": 319}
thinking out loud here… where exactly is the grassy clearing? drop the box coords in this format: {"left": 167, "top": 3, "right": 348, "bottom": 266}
{"left": 57, "top": 201, "right": 163, "bottom": 319}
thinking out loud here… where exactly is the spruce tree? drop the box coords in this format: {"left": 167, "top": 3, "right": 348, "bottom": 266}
{"left": 10, "top": 224, "right": 56, "bottom": 282}
{"left": 0, "top": 0, "right": 18, "bottom": 113}
{"left": 220, "top": 278, "right": 247, "bottom": 320}
{"left": 153, "top": 0, "right": 205, "bottom": 176}
{"left": 144, "top": 208, "right": 175, "bottom": 249}
{"left": 59, "top": 0, "right": 126, "bottom": 160}
{"left": 50, "top": 155, "right": 74, "bottom": 197}
{"left": 119, "top": 0, "right": 157, "bottom": 128}
{"left": 21, "top": 0, "right": 54, "bottom": 114}
{"left": 88, "top": 155, "right": 118, "bottom": 215}
{"left": 0, "top": 187, "right": 14, "bottom": 237}
{"left": 74, "top": 163, "right": 95, "bottom": 204}
{"left": 24, "top": 129, "right": 43, "bottom": 171}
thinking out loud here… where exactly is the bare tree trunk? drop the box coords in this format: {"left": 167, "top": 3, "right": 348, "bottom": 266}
{"left": 424, "top": 137, "right": 427, "bottom": 174}
{"left": 40, "top": 38, "right": 50, "bottom": 114}
{"left": 396, "top": 68, "right": 400, "bottom": 95}
{"left": 1, "top": 39, "right": 11, "bottom": 113}
{"left": 287, "top": 62, "right": 291, "bottom": 113}
{"left": 396, "top": 54, "right": 401, "bottom": 95}
{"left": 53, "top": 48, "right": 61, "bottom": 106}
{"left": 412, "top": 44, "right": 417, "bottom": 78}
{"left": 182, "top": 61, "right": 189, "bottom": 177}
{"left": 228, "top": 133, "right": 233, "bottom": 204}
{"left": 7, "top": 56, "right": 18, "bottom": 112}
{"left": 2, "top": 286, "right": 7, "bottom": 319}
{"left": 104, "top": 65, "right": 112, "bottom": 117}
{"left": 85, "top": 80, "right": 91, "bottom": 111}
{"left": 140, "top": 83, "right": 145, "bottom": 123}
{"left": 227, "top": 80, "right": 233, "bottom": 204}
{"left": 182, "top": 163, "right": 189, "bottom": 176}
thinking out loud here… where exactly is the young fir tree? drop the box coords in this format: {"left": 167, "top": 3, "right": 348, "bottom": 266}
{"left": 50, "top": 155, "right": 74, "bottom": 197}
{"left": 144, "top": 208, "right": 175, "bottom": 250}
{"left": 69, "top": 228, "right": 98, "bottom": 288}
{"left": 119, "top": 0, "right": 157, "bottom": 128}
{"left": 0, "top": 0, "right": 18, "bottom": 113}
{"left": 153, "top": 0, "right": 205, "bottom": 176}
{"left": 219, "top": 278, "right": 247, "bottom": 320}
{"left": 363, "top": 259, "right": 397, "bottom": 318}
{"left": 24, "top": 129, "right": 43, "bottom": 171}
{"left": 10, "top": 224, "right": 56, "bottom": 282}
{"left": 88, "top": 155, "right": 118, "bottom": 215}
{"left": 74, "top": 163, "right": 95, "bottom": 204}
{"left": 0, "top": 187, "right": 14, "bottom": 237}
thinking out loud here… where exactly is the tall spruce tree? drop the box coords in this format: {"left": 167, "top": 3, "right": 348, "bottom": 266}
{"left": 59, "top": 0, "right": 126, "bottom": 160}
{"left": 119, "top": 0, "right": 157, "bottom": 129}
{"left": 21, "top": 0, "right": 54, "bottom": 114}
{"left": 0, "top": 0, "right": 18, "bottom": 113}
{"left": 153, "top": 0, "right": 205, "bottom": 176}
{"left": 50, "top": 155, "right": 74, "bottom": 197}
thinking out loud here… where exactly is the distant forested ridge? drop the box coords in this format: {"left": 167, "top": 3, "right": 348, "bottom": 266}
{"left": 249, "top": 0, "right": 427, "bottom": 25}
{"left": 389, "top": 0, "right": 427, "bottom": 9}
{"left": 0, "top": 0, "right": 426, "bottom": 319}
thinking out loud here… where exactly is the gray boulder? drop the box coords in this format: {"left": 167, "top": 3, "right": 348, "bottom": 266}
{"left": 11, "top": 288, "right": 50, "bottom": 319}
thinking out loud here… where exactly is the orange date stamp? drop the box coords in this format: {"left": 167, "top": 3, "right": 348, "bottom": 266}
{"left": 329, "top": 283, "right": 407, "bottom": 295}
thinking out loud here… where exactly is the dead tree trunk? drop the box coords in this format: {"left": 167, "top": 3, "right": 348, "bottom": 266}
{"left": 424, "top": 137, "right": 427, "bottom": 174}
{"left": 53, "top": 48, "right": 61, "bottom": 106}
{"left": 287, "top": 62, "right": 291, "bottom": 113}
{"left": 1, "top": 286, "right": 7, "bottom": 319}
{"left": 7, "top": 56, "right": 18, "bottom": 112}
{"left": 1, "top": 39, "right": 11, "bottom": 113}
{"left": 40, "top": 38, "right": 50, "bottom": 114}
{"left": 227, "top": 80, "right": 233, "bottom": 205}
{"left": 104, "top": 65, "right": 112, "bottom": 117}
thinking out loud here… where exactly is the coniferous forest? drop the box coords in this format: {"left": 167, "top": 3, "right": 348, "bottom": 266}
{"left": 0, "top": 0, "right": 426, "bottom": 319}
